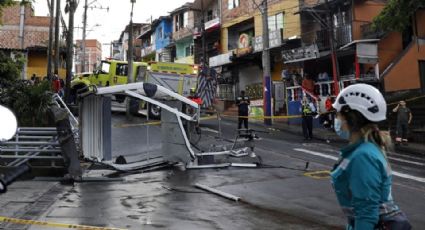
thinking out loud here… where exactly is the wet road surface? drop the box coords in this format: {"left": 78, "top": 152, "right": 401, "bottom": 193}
{"left": 1, "top": 114, "right": 424, "bottom": 229}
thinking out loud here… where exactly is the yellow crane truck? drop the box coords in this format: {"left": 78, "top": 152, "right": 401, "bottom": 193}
{"left": 71, "top": 60, "right": 199, "bottom": 118}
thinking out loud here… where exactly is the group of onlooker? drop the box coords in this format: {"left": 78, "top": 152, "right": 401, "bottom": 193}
{"left": 29, "top": 73, "right": 65, "bottom": 97}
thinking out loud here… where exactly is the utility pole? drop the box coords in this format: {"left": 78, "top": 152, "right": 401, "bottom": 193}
{"left": 260, "top": 0, "right": 272, "bottom": 125}
{"left": 128, "top": 0, "right": 135, "bottom": 84}
{"left": 81, "top": 0, "right": 88, "bottom": 73}
{"left": 47, "top": 0, "right": 55, "bottom": 79}
{"left": 325, "top": 0, "right": 340, "bottom": 95}
{"left": 81, "top": 1, "right": 108, "bottom": 73}
{"left": 201, "top": 0, "right": 206, "bottom": 66}
{"left": 54, "top": 0, "right": 61, "bottom": 75}
{"left": 65, "top": 0, "right": 77, "bottom": 103}
{"left": 126, "top": 0, "right": 136, "bottom": 119}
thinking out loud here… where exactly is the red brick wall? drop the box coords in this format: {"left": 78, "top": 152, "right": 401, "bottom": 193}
{"left": 0, "top": 3, "right": 50, "bottom": 49}
{"left": 221, "top": 0, "right": 254, "bottom": 24}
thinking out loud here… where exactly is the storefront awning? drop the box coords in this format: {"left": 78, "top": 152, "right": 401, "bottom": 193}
{"left": 339, "top": 39, "right": 379, "bottom": 50}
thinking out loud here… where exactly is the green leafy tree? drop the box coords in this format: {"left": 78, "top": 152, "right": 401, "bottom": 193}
{"left": 0, "top": 51, "right": 53, "bottom": 126}
{"left": 374, "top": 0, "right": 425, "bottom": 32}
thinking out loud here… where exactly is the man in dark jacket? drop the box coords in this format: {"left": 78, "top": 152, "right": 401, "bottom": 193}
{"left": 236, "top": 90, "right": 250, "bottom": 130}
{"left": 393, "top": 100, "right": 413, "bottom": 145}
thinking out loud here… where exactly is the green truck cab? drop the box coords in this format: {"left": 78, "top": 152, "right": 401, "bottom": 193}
{"left": 71, "top": 60, "right": 199, "bottom": 118}
{"left": 71, "top": 60, "right": 147, "bottom": 90}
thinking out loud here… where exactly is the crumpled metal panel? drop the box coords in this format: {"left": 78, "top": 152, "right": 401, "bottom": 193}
{"left": 81, "top": 95, "right": 111, "bottom": 161}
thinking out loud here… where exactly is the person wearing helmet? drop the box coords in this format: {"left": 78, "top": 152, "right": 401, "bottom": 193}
{"left": 331, "top": 84, "right": 411, "bottom": 230}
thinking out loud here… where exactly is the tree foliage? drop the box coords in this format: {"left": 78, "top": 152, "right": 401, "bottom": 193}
{"left": 374, "top": 0, "right": 425, "bottom": 32}
{"left": 0, "top": 51, "right": 53, "bottom": 127}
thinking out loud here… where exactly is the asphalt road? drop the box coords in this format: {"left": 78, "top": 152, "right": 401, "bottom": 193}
{"left": 1, "top": 113, "right": 424, "bottom": 230}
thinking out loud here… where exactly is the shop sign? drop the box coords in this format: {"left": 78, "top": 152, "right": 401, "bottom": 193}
{"left": 282, "top": 44, "right": 320, "bottom": 63}
{"left": 236, "top": 47, "right": 253, "bottom": 57}
{"left": 253, "top": 30, "right": 282, "bottom": 52}
{"left": 209, "top": 51, "right": 233, "bottom": 67}
{"left": 250, "top": 99, "right": 264, "bottom": 107}
{"left": 238, "top": 33, "right": 251, "bottom": 49}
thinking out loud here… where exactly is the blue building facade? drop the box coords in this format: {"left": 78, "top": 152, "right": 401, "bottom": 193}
{"left": 152, "top": 16, "right": 172, "bottom": 51}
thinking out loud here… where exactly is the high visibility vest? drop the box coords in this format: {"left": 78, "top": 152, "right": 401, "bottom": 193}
{"left": 302, "top": 104, "right": 313, "bottom": 115}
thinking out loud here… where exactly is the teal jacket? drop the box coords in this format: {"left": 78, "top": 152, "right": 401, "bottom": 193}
{"left": 331, "top": 140, "right": 397, "bottom": 230}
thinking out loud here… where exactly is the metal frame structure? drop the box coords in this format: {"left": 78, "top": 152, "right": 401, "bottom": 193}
{"left": 0, "top": 127, "right": 62, "bottom": 168}
{"left": 81, "top": 82, "right": 258, "bottom": 170}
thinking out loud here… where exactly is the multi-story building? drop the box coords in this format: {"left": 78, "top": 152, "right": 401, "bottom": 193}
{"left": 279, "top": 0, "right": 386, "bottom": 118}
{"left": 378, "top": 9, "right": 425, "bottom": 94}
{"left": 281, "top": 0, "right": 425, "bottom": 117}
{"left": 151, "top": 16, "right": 173, "bottom": 62}
{"left": 138, "top": 24, "right": 156, "bottom": 62}
{"left": 193, "top": 0, "right": 221, "bottom": 65}
{"left": 170, "top": 3, "right": 199, "bottom": 64}
{"left": 75, "top": 39, "right": 102, "bottom": 73}
{"left": 209, "top": 0, "right": 301, "bottom": 114}
{"left": 111, "top": 40, "right": 122, "bottom": 60}
{"left": 118, "top": 23, "right": 148, "bottom": 62}
{"left": 0, "top": 2, "right": 66, "bottom": 79}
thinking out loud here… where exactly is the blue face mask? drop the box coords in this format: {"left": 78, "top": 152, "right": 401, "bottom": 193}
{"left": 334, "top": 118, "right": 350, "bottom": 140}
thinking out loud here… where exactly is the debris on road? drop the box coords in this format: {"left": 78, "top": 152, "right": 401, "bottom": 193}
{"left": 195, "top": 183, "right": 240, "bottom": 202}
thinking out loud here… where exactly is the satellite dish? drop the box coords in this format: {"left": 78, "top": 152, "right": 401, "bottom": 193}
{"left": 0, "top": 105, "right": 17, "bottom": 142}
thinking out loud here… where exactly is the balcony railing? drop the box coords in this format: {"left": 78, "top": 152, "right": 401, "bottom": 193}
{"left": 286, "top": 74, "right": 379, "bottom": 102}
{"left": 316, "top": 24, "right": 353, "bottom": 50}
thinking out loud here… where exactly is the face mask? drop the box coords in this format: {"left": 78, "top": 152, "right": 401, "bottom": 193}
{"left": 334, "top": 118, "right": 350, "bottom": 140}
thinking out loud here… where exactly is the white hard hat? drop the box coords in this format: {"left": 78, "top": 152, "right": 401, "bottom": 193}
{"left": 332, "top": 83, "right": 386, "bottom": 122}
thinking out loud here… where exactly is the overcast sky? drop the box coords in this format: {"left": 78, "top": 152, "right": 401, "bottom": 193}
{"left": 33, "top": 0, "right": 193, "bottom": 58}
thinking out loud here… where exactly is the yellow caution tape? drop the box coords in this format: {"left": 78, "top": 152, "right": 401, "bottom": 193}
{"left": 114, "top": 120, "right": 161, "bottom": 128}
{"left": 114, "top": 94, "right": 425, "bottom": 128}
{"left": 0, "top": 216, "right": 127, "bottom": 229}
{"left": 114, "top": 115, "right": 218, "bottom": 128}
{"left": 220, "top": 114, "right": 303, "bottom": 119}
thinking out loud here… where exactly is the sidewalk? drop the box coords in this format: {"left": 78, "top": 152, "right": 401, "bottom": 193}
{"left": 219, "top": 116, "right": 425, "bottom": 156}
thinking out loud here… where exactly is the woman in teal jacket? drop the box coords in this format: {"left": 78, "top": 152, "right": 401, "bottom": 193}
{"left": 331, "top": 84, "right": 411, "bottom": 230}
